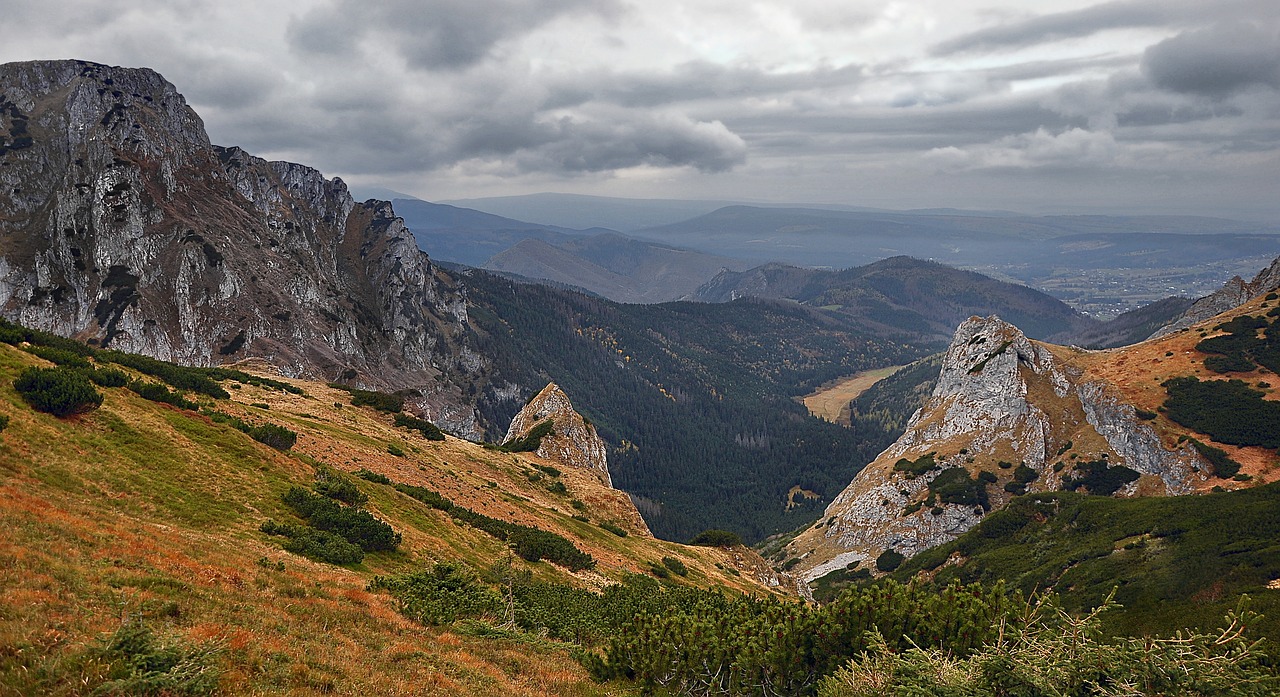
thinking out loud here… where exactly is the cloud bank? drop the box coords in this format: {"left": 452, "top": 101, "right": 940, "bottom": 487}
{"left": 1, "top": 0, "right": 1277, "bottom": 217}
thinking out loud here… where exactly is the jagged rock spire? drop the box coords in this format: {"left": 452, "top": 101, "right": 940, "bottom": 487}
{"left": 504, "top": 383, "right": 611, "bottom": 486}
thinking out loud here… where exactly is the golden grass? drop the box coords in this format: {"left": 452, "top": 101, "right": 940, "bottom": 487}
{"left": 0, "top": 342, "right": 779, "bottom": 694}
{"left": 802, "top": 365, "right": 906, "bottom": 425}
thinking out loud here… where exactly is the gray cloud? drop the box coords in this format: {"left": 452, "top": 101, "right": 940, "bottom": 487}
{"left": 1142, "top": 21, "right": 1280, "bottom": 97}
{"left": 933, "top": 0, "right": 1264, "bottom": 55}
{"left": 3, "top": 0, "right": 1278, "bottom": 218}
{"left": 288, "top": 0, "right": 623, "bottom": 70}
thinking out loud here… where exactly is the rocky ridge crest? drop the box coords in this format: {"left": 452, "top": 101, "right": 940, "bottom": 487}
{"left": 1150, "top": 256, "right": 1280, "bottom": 339}
{"left": 788, "top": 315, "right": 1207, "bottom": 583}
{"left": 0, "top": 60, "right": 491, "bottom": 435}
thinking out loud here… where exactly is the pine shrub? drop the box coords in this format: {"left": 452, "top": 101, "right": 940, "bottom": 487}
{"left": 14, "top": 366, "right": 103, "bottom": 416}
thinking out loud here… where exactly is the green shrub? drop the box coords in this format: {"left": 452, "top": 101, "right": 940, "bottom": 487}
{"left": 928, "top": 467, "right": 990, "bottom": 510}
{"left": 98, "top": 350, "right": 230, "bottom": 399}
{"left": 661, "top": 556, "right": 689, "bottom": 576}
{"left": 0, "top": 413, "right": 8, "bottom": 432}
{"left": 260, "top": 520, "right": 365, "bottom": 564}
{"left": 128, "top": 380, "right": 199, "bottom": 410}
{"left": 1188, "top": 438, "right": 1242, "bottom": 479}
{"left": 369, "top": 562, "right": 503, "bottom": 626}
{"left": 89, "top": 620, "right": 221, "bottom": 695}
{"left": 247, "top": 423, "right": 296, "bottom": 450}
{"left": 14, "top": 366, "right": 103, "bottom": 416}
{"left": 818, "top": 598, "right": 1276, "bottom": 697}
{"left": 354, "top": 469, "right": 391, "bottom": 485}
{"left": 314, "top": 467, "right": 368, "bottom": 506}
{"left": 1062, "top": 459, "right": 1140, "bottom": 495}
{"left": 1164, "top": 377, "right": 1280, "bottom": 449}
{"left": 689, "top": 529, "right": 742, "bottom": 547}
{"left": 599, "top": 521, "right": 628, "bottom": 537}
{"left": 393, "top": 412, "right": 446, "bottom": 440}
{"left": 875, "top": 549, "right": 905, "bottom": 572}
{"left": 892, "top": 452, "right": 938, "bottom": 479}
{"left": 23, "top": 344, "right": 91, "bottom": 368}
{"left": 1205, "top": 353, "right": 1257, "bottom": 373}
{"left": 88, "top": 367, "right": 129, "bottom": 387}
{"left": 393, "top": 482, "right": 595, "bottom": 570}
{"left": 349, "top": 388, "right": 404, "bottom": 413}
{"left": 386, "top": 443, "right": 405, "bottom": 457}
{"left": 500, "top": 419, "right": 554, "bottom": 453}
{"left": 1013, "top": 464, "right": 1039, "bottom": 484}
{"left": 648, "top": 562, "right": 671, "bottom": 579}
{"left": 281, "top": 486, "right": 399, "bottom": 552}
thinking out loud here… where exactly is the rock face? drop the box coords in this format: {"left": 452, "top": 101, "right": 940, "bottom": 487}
{"left": 1150, "top": 256, "right": 1280, "bottom": 339}
{"left": 505, "top": 383, "right": 612, "bottom": 486}
{"left": 0, "top": 60, "right": 490, "bottom": 436}
{"left": 788, "top": 315, "right": 1207, "bottom": 582}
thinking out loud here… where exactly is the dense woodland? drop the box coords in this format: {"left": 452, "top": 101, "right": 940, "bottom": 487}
{"left": 462, "top": 271, "right": 925, "bottom": 542}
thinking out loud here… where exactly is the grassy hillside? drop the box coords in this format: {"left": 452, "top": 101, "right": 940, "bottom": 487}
{"left": 890, "top": 485, "right": 1280, "bottom": 640}
{"left": 0, "top": 336, "right": 779, "bottom": 695}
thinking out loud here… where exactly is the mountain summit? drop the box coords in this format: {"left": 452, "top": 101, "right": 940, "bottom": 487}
{"left": 788, "top": 314, "right": 1213, "bottom": 582}
{"left": 0, "top": 60, "right": 487, "bottom": 435}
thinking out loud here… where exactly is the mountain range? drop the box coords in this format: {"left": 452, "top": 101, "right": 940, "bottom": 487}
{"left": 5, "top": 58, "right": 1280, "bottom": 694}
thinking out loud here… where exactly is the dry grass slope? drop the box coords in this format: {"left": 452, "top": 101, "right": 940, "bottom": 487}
{"left": 0, "top": 344, "right": 779, "bottom": 696}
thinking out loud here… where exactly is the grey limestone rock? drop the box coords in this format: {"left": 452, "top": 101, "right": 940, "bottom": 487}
{"left": 792, "top": 314, "right": 1208, "bottom": 582}
{"left": 505, "top": 382, "right": 612, "bottom": 486}
{"left": 0, "top": 59, "right": 488, "bottom": 436}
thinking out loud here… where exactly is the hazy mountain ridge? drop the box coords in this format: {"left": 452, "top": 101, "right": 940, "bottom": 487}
{"left": 694, "top": 257, "right": 1097, "bottom": 344}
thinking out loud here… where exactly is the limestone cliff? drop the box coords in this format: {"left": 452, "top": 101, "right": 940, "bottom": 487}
{"left": 505, "top": 383, "right": 612, "bottom": 486}
{"left": 788, "top": 315, "right": 1208, "bottom": 583}
{"left": 0, "top": 59, "right": 491, "bottom": 436}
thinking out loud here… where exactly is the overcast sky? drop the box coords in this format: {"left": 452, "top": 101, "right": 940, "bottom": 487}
{"left": 3, "top": 0, "right": 1279, "bottom": 218}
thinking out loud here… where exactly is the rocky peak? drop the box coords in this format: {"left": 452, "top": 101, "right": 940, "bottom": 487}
{"left": 1150, "top": 255, "right": 1280, "bottom": 339}
{"left": 504, "top": 383, "right": 611, "bottom": 486}
{"left": 0, "top": 59, "right": 490, "bottom": 436}
{"left": 786, "top": 315, "right": 1207, "bottom": 583}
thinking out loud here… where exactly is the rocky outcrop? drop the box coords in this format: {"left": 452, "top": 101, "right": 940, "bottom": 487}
{"left": 1149, "top": 256, "right": 1280, "bottom": 339}
{"left": 787, "top": 315, "right": 1208, "bottom": 582}
{"left": 504, "top": 383, "right": 612, "bottom": 486}
{"left": 0, "top": 60, "right": 492, "bottom": 436}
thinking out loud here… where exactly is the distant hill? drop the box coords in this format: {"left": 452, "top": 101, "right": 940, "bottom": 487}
{"left": 641, "top": 206, "right": 1279, "bottom": 316}
{"left": 637, "top": 205, "right": 1278, "bottom": 268}
{"left": 391, "top": 197, "right": 590, "bottom": 267}
{"left": 440, "top": 192, "right": 751, "bottom": 232}
{"left": 484, "top": 233, "right": 749, "bottom": 303}
{"left": 694, "top": 257, "right": 1097, "bottom": 344}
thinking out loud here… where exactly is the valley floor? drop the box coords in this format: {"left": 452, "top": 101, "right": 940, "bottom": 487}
{"left": 802, "top": 365, "right": 906, "bottom": 425}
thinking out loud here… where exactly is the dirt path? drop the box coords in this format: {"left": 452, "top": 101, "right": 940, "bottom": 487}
{"left": 803, "top": 365, "right": 906, "bottom": 425}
